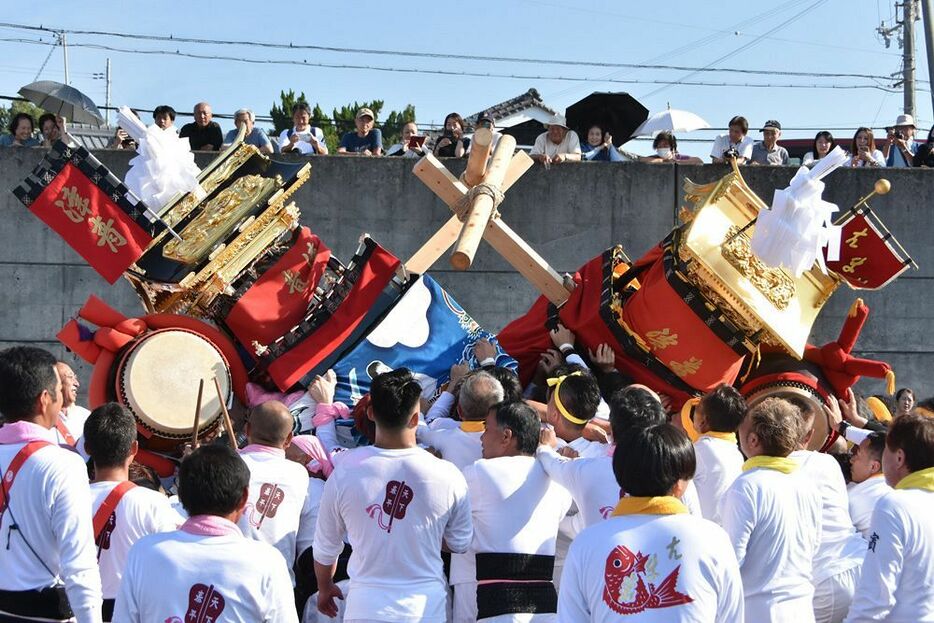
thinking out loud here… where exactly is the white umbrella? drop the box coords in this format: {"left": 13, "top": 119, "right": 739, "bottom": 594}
{"left": 631, "top": 104, "right": 710, "bottom": 137}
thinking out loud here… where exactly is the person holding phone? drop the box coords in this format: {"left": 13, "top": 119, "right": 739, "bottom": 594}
{"left": 386, "top": 122, "right": 427, "bottom": 157}
{"left": 848, "top": 127, "right": 885, "bottom": 168}
{"left": 882, "top": 114, "right": 917, "bottom": 167}
{"left": 279, "top": 102, "right": 328, "bottom": 155}
{"left": 433, "top": 112, "right": 468, "bottom": 158}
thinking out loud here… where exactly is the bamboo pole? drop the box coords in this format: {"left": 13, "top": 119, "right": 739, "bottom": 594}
{"left": 451, "top": 134, "right": 517, "bottom": 270}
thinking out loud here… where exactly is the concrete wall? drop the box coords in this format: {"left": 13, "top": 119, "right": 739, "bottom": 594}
{"left": 1, "top": 149, "right": 927, "bottom": 399}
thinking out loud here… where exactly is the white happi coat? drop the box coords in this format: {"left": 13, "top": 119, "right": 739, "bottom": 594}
{"left": 720, "top": 466, "right": 822, "bottom": 622}
{"left": 693, "top": 435, "right": 743, "bottom": 524}
{"left": 845, "top": 487, "right": 934, "bottom": 622}
{"left": 451, "top": 455, "right": 572, "bottom": 622}
{"left": 313, "top": 445, "right": 472, "bottom": 622}
{"left": 846, "top": 475, "right": 890, "bottom": 540}
{"left": 237, "top": 445, "right": 310, "bottom": 574}
{"left": 0, "top": 421, "right": 102, "bottom": 623}
{"left": 89, "top": 481, "right": 182, "bottom": 599}
{"left": 558, "top": 512, "right": 744, "bottom": 622}
{"left": 114, "top": 519, "right": 297, "bottom": 622}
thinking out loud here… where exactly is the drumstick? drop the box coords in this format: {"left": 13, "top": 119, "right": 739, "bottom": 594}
{"left": 191, "top": 379, "right": 204, "bottom": 449}
{"left": 214, "top": 376, "right": 238, "bottom": 451}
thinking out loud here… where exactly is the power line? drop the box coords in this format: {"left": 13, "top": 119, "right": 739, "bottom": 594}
{"left": 0, "top": 20, "right": 913, "bottom": 83}
{"left": 0, "top": 37, "right": 911, "bottom": 93}
{"left": 641, "top": 0, "right": 833, "bottom": 98}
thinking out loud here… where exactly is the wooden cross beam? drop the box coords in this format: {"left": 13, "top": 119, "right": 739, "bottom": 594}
{"left": 406, "top": 131, "right": 573, "bottom": 305}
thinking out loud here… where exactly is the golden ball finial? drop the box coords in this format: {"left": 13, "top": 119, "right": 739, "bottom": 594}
{"left": 874, "top": 179, "right": 891, "bottom": 195}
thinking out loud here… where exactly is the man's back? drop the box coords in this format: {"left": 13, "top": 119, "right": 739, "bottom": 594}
{"left": 89, "top": 482, "right": 181, "bottom": 599}
{"left": 558, "top": 513, "right": 743, "bottom": 622}
{"left": 114, "top": 524, "right": 297, "bottom": 622}
{"left": 462, "top": 455, "right": 570, "bottom": 558}
{"left": 313, "top": 445, "right": 471, "bottom": 622}
{"left": 847, "top": 475, "right": 890, "bottom": 539}
{"left": 238, "top": 448, "right": 309, "bottom": 570}
{"left": 0, "top": 425, "right": 101, "bottom": 623}
{"left": 452, "top": 456, "right": 571, "bottom": 621}
{"left": 846, "top": 488, "right": 934, "bottom": 622}
{"left": 721, "top": 466, "right": 822, "bottom": 621}
{"left": 422, "top": 425, "right": 482, "bottom": 471}
{"left": 790, "top": 450, "right": 866, "bottom": 581}
{"left": 536, "top": 450, "right": 618, "bottom": 528}
{"left": 694, "top": 435, "right": 743, "bottom": 524}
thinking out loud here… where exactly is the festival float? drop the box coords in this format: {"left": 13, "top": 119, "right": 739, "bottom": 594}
{"left": 10, "top": 93, "right": 915, "bottom": 472}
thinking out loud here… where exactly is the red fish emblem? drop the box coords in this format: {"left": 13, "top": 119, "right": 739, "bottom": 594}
{"left": 95, "top": 512, "right": 116, "bottom": 553}
{"left": 185, "top": 583, "right": 225, "bottom": 623}
{"left": 365, "top": 480, "right": 414, "bottom": 533}
{"left": 250, "top": 483, "right": 285, "bottom": 528}
{"left": 602, "top": 545, "right": 693, "bottom": 615}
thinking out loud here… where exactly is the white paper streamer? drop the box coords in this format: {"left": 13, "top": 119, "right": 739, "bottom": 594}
{"left": 119, "top": 106, "right": 205, "bottom": 214}
{"left": 749, "top": 146, "right": 848, "bottom": 277}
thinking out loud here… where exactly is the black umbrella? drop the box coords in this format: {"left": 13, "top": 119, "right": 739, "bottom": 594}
{"left": 566, "top": 92, "right": 648, "bottom": 147}
{"left": 18, "top": 80, "right": 104, "bottom": 126}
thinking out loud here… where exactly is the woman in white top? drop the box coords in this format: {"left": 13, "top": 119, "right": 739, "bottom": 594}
{"left": 848, "top": 127, "right": 885, "bottom": 168}
{"left": 802, "top": 131, "right": 836, "bottom": 167}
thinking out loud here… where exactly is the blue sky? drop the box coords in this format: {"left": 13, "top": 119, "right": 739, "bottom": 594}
{"left": 0, "top": 0, "right": 930, "bottom": 155}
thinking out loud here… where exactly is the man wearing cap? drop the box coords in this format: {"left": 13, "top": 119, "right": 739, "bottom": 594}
{"left": 749, "top": 120, "right": 789, "bottom": 166}
{"left": 337, "top": 107, "right": 382, "bottom": 156}
{"left": 882, "top": 113, "right": 918, "bottom": 167}
{"left": 530, "top": 114, "right": 582, "bottom": 164}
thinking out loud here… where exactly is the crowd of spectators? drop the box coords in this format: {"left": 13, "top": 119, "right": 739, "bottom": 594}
{"left": 4, "top": 100, "right": 934, "bottom": 169}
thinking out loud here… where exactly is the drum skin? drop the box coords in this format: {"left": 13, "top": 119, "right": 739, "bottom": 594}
{"left": 115, "top": 328, "right": 230, "bottom": 451}
{"left": 87, "top": 314, "right": 248, "bottom": 455}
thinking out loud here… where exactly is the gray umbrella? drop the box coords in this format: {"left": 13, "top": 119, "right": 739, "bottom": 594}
{"left": 17, "top": 80, "right": 104, "bottom": 126}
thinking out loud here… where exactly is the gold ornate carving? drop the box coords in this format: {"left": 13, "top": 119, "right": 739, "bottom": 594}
{"left": 163, "top": 144, "right": 258, "bottom": 226}
{"left": 670, "top": 357, "right": 703, "bottom": 378}
{"left": 163, "top": 174, "right": 280, "bottom": 264}
{"left": 720, "top": 225, "right": 795, "bottom": 310}
{"left": 646, "top": 329, "right": 679, "bottom": 350}
{"left": 186, "top": 202, "right": 301, "bottom": 316}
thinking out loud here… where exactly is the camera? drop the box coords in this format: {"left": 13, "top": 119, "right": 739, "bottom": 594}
{"left": 894, "top": 130, "right": 906, "bottom": 141}
{"left": 442, "top": 129, "right": 455, "bottom": 141}
{"left": 723, "top": 147, "right": 740, "bottom": 159}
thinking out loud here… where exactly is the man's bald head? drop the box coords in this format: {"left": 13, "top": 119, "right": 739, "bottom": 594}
{"left": 247, "top": 400, "right": 294, "bottom": 448}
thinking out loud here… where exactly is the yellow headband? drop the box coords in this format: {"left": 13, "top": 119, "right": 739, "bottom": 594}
{"left": 546, "top": 372, "right": 590, "bottom": 426}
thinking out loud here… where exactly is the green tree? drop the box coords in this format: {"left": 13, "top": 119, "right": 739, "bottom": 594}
{"left": 0, "top": 100, "right": 45, "bottom": 136}
{"left": 269, "top": 92, "right": 415, "bottom": 153}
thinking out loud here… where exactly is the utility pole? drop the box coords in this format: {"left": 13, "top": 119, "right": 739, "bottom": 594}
{"left": 61, "top": 31, "right": 69, "bottom": 86}
{"left": 93, "top": 59, "right": 112, "bottom": 126}
{"left": 105, "top": 58, "right": 111, "bottom": 126}
{"left": 922, "top": 0, "right": 934, "bottom": 116}
{"left": 904, "top": 0, "right": 917, "bottom": 117}
{"left": 878, "top": 1, "right": 919, "bottom": 117}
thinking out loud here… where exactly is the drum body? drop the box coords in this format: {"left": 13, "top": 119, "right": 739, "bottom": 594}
{"left": 741, "top": 354, "right": 834, "bottom": 452}
{"left": 114, "top": 328, "right": 232, "bottom": 453}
